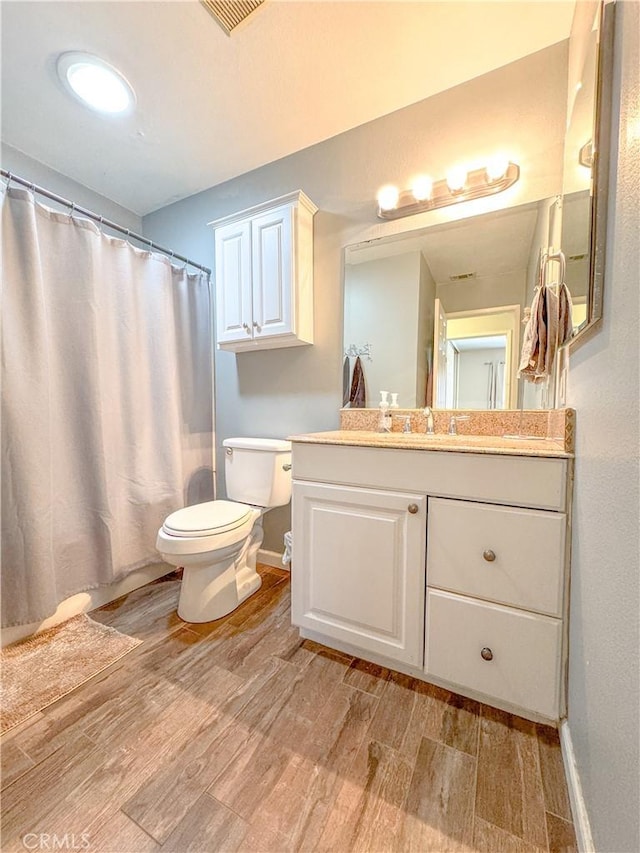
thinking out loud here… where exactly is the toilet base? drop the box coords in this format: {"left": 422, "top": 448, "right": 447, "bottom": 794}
{"left": 175, "top": 513, "right": 266, "bottom": 623}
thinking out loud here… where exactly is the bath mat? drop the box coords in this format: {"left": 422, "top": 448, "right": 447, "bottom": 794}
{"left": 1, "top": 614, "right": 142, "bottom": 734}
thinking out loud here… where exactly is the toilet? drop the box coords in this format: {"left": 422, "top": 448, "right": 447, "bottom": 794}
{"left": 156, "top": 437, "right": 292, "bottom": 622}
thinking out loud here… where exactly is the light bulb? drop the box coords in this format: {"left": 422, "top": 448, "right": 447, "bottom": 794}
{"left": 446, "top": 166, "right": 467, "bottom": 193}
{"left": 485, "top": 155, "right": 510, "bottom": 183}
{"left": 377, "top": 185, "right": 399, "bottom": 211}
{"left": 411, "top": 175, "right": 433, "bottom": 201}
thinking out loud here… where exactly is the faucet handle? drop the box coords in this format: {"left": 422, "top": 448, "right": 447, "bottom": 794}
{"left": 448, "top": 414, "right": 470, "bottom": 435}
{"left": 393, "top": 414, "right": 412, "bottom": 433}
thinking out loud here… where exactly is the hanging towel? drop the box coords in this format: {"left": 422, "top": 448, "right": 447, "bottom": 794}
{"left": 342, "top": 356, "right": 351, "bottom": 407}
{"left": 519, "top": 283, "right": 574, "bottom": 383}
{"left": 349, "top": 356, "right": 367, "bottom": 408}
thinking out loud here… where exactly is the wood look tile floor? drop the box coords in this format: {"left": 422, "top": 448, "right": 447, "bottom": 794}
{"left": 0, "top": 567, "right": 577, "bottom": 853}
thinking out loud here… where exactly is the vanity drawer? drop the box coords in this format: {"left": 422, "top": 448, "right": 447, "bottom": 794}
{"left": 425, "top": 590, "right": 562, "bottom": 720}
{"left": 427, "top": 498, "right": 566, "bottom": 616}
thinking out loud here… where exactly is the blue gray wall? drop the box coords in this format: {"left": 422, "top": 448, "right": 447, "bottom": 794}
{"left": 143, "top": 43, "right": 568, "bottom": 553}
{"left": 566, "top": 3, "right": 640, "bottom": 851}
{"left": 1, "top": 143, "right": 142, "bottom": 232}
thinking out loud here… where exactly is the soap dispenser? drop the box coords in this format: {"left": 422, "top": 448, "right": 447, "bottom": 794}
{"left": 378, "top": 391, "right": 391, "bottom": 433}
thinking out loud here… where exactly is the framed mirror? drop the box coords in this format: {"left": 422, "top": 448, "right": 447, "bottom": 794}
{"left": 563, "top": 0, "right": 615, "bottom": 346}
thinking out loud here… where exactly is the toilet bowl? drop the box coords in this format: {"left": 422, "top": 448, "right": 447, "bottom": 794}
{"left": 156, "top": 437, "right": 292, "bottom": 622}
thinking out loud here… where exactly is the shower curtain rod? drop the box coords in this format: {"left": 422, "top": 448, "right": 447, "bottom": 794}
{"left": 1, "top": 169, "right": 211, "bottom": 276}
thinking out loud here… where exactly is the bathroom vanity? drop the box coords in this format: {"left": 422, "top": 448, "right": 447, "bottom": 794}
{"left": 290, "top": 420, "right": 573, "bottom": 724}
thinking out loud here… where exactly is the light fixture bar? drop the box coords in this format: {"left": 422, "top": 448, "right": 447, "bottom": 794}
{"left": 377, "top": 162, "right": 520, "bottom": 220}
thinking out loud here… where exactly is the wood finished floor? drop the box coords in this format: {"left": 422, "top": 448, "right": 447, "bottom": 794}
{"left": 1, "top": 567, "right": 577, "bottom": 853}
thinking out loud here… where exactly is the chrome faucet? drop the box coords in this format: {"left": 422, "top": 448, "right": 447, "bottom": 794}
{"left": 448, "top": 415, "right": 470, "bottom": 435}
{"left": 423, "top": 407, "right": 434, "bottom": 434}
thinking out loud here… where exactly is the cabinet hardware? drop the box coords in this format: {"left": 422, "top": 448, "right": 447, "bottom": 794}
{"left": 408, "top": 503, "right": 419, "bottom": 514}
{"left": 283, "top": 463, "right": 292, "bottom": 472}
{"left": 242, "top": 323, "right": 251, "bottom": 333}
{"left": 481, "top": 647, "right": 494, "bottom": 661}
{"left": 253, "top": 321, "right": 262, "bottom": 332}
{"left": 483, "top": 549, "right": 496, "bottom": 562}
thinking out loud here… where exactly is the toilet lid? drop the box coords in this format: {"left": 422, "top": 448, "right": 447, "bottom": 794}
{"left": 162, "top": 500, "right": 252, "bottom": 538}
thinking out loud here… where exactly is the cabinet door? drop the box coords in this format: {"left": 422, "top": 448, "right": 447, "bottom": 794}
{"left": 214, "top": 219, "right": 253, "bottom": 345}
{"left": 291, "top": 481, "right": 426, "bottom": 667}
{"left": 251, "top": 205, "right": 293, "bottom": 340}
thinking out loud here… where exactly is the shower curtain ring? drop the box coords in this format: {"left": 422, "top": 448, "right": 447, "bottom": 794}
{"left": 69, "top": 202, "right": 76, "bottom": 220}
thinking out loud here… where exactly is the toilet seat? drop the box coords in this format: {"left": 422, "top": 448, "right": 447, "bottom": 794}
{"left": 162, "top": 500, "right": 252, "bottom": 538}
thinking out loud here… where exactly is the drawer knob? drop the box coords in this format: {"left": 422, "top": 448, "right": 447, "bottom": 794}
{"left": 481, "top": 647, "right": 494, "bottom": 661}
{"left": 483, "top": 549, "right": 496, "bottom": 562}
{"left": 408, "top": 503, "right": 419, "bottom": 514}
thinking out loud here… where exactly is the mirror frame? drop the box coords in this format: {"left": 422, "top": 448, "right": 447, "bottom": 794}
{"left": 569, "top": 0, "right": 616, "bottom": 350}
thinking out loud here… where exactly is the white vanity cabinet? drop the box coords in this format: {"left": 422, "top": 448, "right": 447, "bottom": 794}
{"left": 211, "top": 190, "right": 317, "bottom": 352}
{"left": 291, "top": 440, "right": 571, "bottom": 723}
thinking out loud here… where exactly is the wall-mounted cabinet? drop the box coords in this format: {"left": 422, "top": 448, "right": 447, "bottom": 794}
{"left": 210, "top": 190, "right": 317, "bottom": 352}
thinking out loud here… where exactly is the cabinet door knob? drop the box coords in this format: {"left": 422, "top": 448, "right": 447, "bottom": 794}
{"left": 481, "top": 647, "right": 494, "bottom": 661}
{"left": 483, "top": 549, "right": 496, "bottom": 562}
{"left": 242, "top": 323, "right": 251, "bottom": 333}
{"left": 252, "top": 321, "right": 262, "bottom": 332}
{"left": 408, "top": 503, "right": 419, "bottom": 514}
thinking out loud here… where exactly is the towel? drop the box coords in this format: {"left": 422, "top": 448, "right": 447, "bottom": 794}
{"left": 519, "top": 283, "right": 573, "bottom": 383}
{"left": 342, "top": 356, "right": 350, "bottom": 407}
{"left": 349, "top": 356, "right": 366, "bottom": 408}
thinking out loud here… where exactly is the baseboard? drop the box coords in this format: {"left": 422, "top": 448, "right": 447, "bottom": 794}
{"left": 258, "top": 548, "right": 289, "bottom": 571}
{"left": 559, "top": 720, "right": 595, "bottom": 853}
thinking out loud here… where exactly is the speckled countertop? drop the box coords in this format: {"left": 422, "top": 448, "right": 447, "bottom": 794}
{"left": 289, "top": 430, "right": 572, "bottom": 458}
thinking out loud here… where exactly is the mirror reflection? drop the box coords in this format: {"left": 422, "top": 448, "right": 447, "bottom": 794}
{"left": 343, "top": 197, "right": 560, "bottom": 410}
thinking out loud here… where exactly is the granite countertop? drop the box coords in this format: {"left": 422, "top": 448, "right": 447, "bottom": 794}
{"left": 289, "top": 430, "right": 572, "bottom": 458}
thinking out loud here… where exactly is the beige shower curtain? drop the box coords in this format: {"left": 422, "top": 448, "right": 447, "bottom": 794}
{"left": 1, "top": 187, "right": 213, "bottom": 628}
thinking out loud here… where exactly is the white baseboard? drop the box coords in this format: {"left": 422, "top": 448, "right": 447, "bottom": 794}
{"left": 559, "top": 720, "right": 594, "bottom": 853}
{"left": 258, "top": 548, "right": 289, "bottom": 571}
{"left": 1, "top": 562, "right": 173, "bottom": 648}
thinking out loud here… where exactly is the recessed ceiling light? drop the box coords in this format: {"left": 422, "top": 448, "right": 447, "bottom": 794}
{"left": 57, "top": 52, "right": 135, "bottom": 115}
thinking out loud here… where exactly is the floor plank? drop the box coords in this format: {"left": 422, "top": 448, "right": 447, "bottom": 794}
{"left": 473, "top": 817, "right": 545, "bottom": 852}
{"left": 475, "top": 705, "right": 548, "bottom": 849}
{"left": 0, "top": 739, "right": 35, "bottom": 790}
{"left": 537, "top": 724, "right": 573, "bottom": 822}
{"left": 546, "top": 812, "right": 578, "bottom": 853}
{"left": 317, "top": 738, "right": 413, "bottom": 852}
{"left": 400, "top": 735, "right": 477, "bottom": 852}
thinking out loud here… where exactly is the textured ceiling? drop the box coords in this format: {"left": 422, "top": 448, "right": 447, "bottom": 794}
{"left": 1, "top": 1, "right": 574, "bottom": 215}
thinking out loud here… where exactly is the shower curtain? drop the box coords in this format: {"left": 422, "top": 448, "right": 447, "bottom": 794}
{"left": 1, "top": 187, "right": 213, "bottom": 628}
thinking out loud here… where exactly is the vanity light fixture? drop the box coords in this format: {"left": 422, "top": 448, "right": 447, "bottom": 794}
{"left": 376, "top": 158, "right": 520, "bottom": 220}
{"left": 57, "top": 52, "right": 135, "bottom": 115}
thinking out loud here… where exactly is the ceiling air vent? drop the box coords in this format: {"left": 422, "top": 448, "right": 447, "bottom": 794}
{"left": 200, "top": 0, "right": 265, "bottom": 35}
{"left": 449, "top": 272, "right": 476, "bottom": 282}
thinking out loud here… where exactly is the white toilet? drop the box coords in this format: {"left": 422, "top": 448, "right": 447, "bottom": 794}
{"left": 156, "top": 437, "right": 292, "bottom": 622}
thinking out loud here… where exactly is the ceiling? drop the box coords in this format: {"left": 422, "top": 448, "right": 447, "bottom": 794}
{"left": 1, "top": 1, "right": 574, "bottom": 216}
{"left": 346, "top": 201, "right": 540, "bottom": 281}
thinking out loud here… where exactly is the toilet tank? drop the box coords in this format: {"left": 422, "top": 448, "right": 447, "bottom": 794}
{"left": 223, "top": 437, "right": 292, "bottom": 507}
